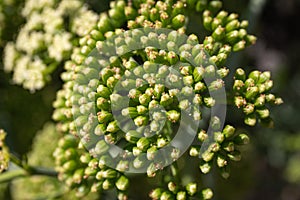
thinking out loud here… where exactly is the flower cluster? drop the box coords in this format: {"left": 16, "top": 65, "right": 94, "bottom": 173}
{"left": 233, "top": 68, "right": 283, "bottom": 126}
{"left": 190, "top": 122, "right": 250, "bottom": 178}
{"left": 0, "top": 129, "right": 9, "bottom": 173}
{"left": 3, "top": 0, "right": 98, "bottom": 92}
{"left": 51, "top": 0, "right": 283, "bottom": 199}
{"left": 150, "top": 183, "right": 213, "bottom": 200}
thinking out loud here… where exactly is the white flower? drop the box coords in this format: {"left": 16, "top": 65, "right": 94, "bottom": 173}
{"left": 58, "top": 0, "right": 82, "bottom": 14}
{"left": 3, "top": 42, "right": 18, "bottom": 72}
{"left": 71, "top": 6, "right": 99, "bottom": 36}
{"left": 16, "top": 29, "right": 45, "bottom": 54}
{"left": 48, "top": 32, "right": 72, "bottom": 62}
{"left": 42, "top": 7, "right": 63, "bottom": 34}
{"left": 22, "top": 0, "right": 56, "bottom": 17}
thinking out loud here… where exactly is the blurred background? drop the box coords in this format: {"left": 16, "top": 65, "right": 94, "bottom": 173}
{"left": 0, "top": 0, "right": 300, "bottom": 199}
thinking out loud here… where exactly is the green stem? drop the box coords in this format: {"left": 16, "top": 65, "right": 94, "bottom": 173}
{"left": 0, "top": 170, "right": 27, "bottom": 183}
{"left": 170, "top": 161, "right": 180, "bottom": 184}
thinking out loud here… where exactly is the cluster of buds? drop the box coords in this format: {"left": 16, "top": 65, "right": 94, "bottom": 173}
{"left": 0, "top": 129, "right": 9, "bottom": 173}
{"left": 53, "top": 134, "right": 129, "bottom": 198}
{"left": 50, "top": 0, "right": 280, "bottom": 198}
{"left": 149, "top": 182, "right": 213, "bottom": 200}
{"left": 233, "top": 68, "right": 283, "bottom": 126}
{"left": 190, "top": 121, "right": 250, "bottom": 179}
{"left": 3, "top": 0, "right": 98, "bottom": 92}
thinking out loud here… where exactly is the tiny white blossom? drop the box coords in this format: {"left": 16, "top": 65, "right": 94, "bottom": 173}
{"left": 3, "top": 42, "right": 18, "bottom": 72}
{"left": 48, "top": 32, "right": 72, "bottom": 62}
{"left": 72, "top": 7, "right": 99, "bottom": 36}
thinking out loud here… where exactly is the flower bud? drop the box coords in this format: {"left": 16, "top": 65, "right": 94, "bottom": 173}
{"left": 212, "top": 26, "right": 225, "bottom": 41}
{"left": 176, "top": 191, "right": 187, "bottom": 200}
{"left": 227, "top": 150, "right": 241, "bottom": 161}
{"left": 214, "top": 131, "right": 225, "bottom": 143}
{"left": 234, "top": 133, "right": 250, "bottom": 145}
{"left": 172, "top": 14, "right": 185, "bottom": 29}
{"left": 244, "top": 114, "right": 256, "bottom": 126}
{"left": 167, "top": 110, "right": 181, "bottom": 123}
{"left": 222, "top": 141, "right": 235, "bottom": 152}
{"left": 97, "top": 111, "right": 113, "bottom": 123}
{"left": 233, "top": 40, "right": 246, "bottom": 51}
{"left": 198, "top": 130, "right": 208, "bottom": 142}
{"left": 186, "top": 182, "right": 197, "bottom": 196}
{"left": 243, "top": 104, "right": 255, "bottom": 115}
{"left": 202, "top": 188, "right": 213, "bottom": 200}
{"left": 225, "top": 30, "right": 239, "bottom": 45}
{"left": 193, "top": 67, "right": 205, "bottom": 82}
{"left": 137, "top": 137, "right": 150, "bottom": 151}
{"left": 149, "top": 188, "right": 162, "bottom": 199}
{"left": 217, "top": 154, "right": 227, "bottom": 167}
{"left": 202, "top": 150, "right": 214, "bottom": 162}
{"left": 107, "top": 120, "right": 119, "bottom": 133}
{"left": 190, "top": 146, "right": 200, "bottom": 157}
{"left": 199, "top": 160, "right": 212, "bottom": 174}
{"left": 204, "top": 97, "right": 215, "bottom": 107}
{"left": 256, "top": 108, "right": 270, "bottom": 119}
{"left": 245, "top": 86, "right": 259, "bottom": 99}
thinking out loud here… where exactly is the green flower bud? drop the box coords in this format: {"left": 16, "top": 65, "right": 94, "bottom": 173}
{"left": 234, "top": 133, "right": 250, "bottom": 145}
{"left": 116, "top": 160, "right": 129, "bottom": 172}
{"left": 208, "top": 1, "right": 223, "bottom": 13}
{"left": 225, "top": 19, "right": 239, "bottom": 32}
{"left": 265, "top": 94, "right": 275, "bottom": 103}
{"left": 133, "top": 155, "right": 147, "bottom": 169}
{"left": 256, "top": 108, "right": 270, "bottom": 119}
{"left": 102, "top": 179, "right": 114, "bottom": 190}
{"left": 172, "top": 14, "right": 185, "bottom": 29}
{"left": 107, "top": 120, "right": 119, "bottom": 133}
{"left": 214, "top": 131, "right": 225, "bottom": 143}
{"left": 80, "top": 153, "right": 91, "bottom": 164}
{"left": 95, "top": 140, "right": 109, "bottom": 155}
{"left": 254, "top": 95, "right": 266, "bottom": 107}
{"left": 179, "top": 99, "right": 190, "bottom": 110}
{"left": 234, "top": 68, "right": 246, "bottom": 81}
{"left": 225, "top": 30, "right": 239, "bottom": 45}
{"left": 190, "top": 146, "right": 200, "bottom": 157}
{"left": 245, "top": 78, "right": 255, "bottom": 88}
{"left": 157, "top": 137, "right": 168, "bottom": 148}
{"left": 97, "top": 85, "right": 111, "bottom": 99}
{"left": 202, "top": 150, "right": 214, "bottom": 162}
{"left": 238, "top": 29, "right": 247, "bottom": 39}
{"left": 63, "top": 160, "right": 77, "bottom": 173}
{"left": 167, "top": 181, "right": 178, "bottom": 193}
{"left": 234, "top": 96, "right": 246, "bottom": 108}
{"left": 147, "top": 145, "right": 158, "bottom": 160}
{"left": 199, "top": 160, "right": 212, "bottom": 174}
{"left": 167, "top": 110, "right": 181, "bottom": 123}
{"left": 139, "top": 93, "right": 151, "bottom": 106}
{"left": 58, "top": 135, "right": 77, "bottom": 149}
{"left": 97, "top": 111, "right": 113, "bottom": 123}
{"left": 203, "top": 15, "right": 213, "bottom": 31}
{"left": 244, "top": 34, "right": 257, "bottom": 45}
{"left": 227, "top": 150, "right": 241, "bottom": 161}
{"left": 73, "top": 168, "right": 84, "bottom": 184}
{"left": 204, "top": 97, "right": 215, "bottom": 107}
{"left": 176, "top": 191, "right": 187, "bottom": 200}
{"left": 99, "top": 155, "right": 114, "bottom": 169}
{"left": 209, "top": 79, "right": 224, "bottom": 91}
{"left": 244, "top": 114, "right": 256, "bottom": 126}
{"left": 134, "top": 116, "right": 149, "bottom": 127}
{"left": 161, "top": 191, "right": 173, "bottom": 200}
{"left": 264, "top": 80, "right": 273, "bottom": 92}
{"left": 149, "top": 188, "right": 162, "bottom": 199}
{"left": 97, "top": 97, "right": 111, "bottom": 111}
{"left": 204, "top": 65, "right": 216, "bottom": 78}
{"left": 233, "top": 40, "right": 246, "bottom": 52}
{"left": 198, "top": 130, "right": 208, "bottom": 142}
{"left": 202, "top": 188, "right": 213, "bottom": 200}
{"left": 217, "top": 154, "right": 228, "bottom": 167}
{"left": 122, "top": 107, "right": 138, "bottom": 118}
{"left": 193, "top": 67, "right": 205, "bottom": 82}
{"left": 212, "top": 26, "right": 225, "bottom": 41}
{"left": 274, "top": 97, "right": 283, "bottom": 105}
{"left": 208, "top": 142, "right": 220, "bottom": 152}
{"left": 160, "top": 93, "right": 173, "bottom": 107}
{"left": 186, "top": 182, "right": 197, "bottom": 196}
{"left": 249, "top": 70, "right": 261, "bottom": 83}
{"left": 137, "top": 137, "right": 150, "bottom": 151}
{"left": 245, "top": 86, "right": 259, "bottom": 99}
{"left": 183, "top": 75, "right": 194, "bottom": 86}
{"left": 217, "top": 67, "right": 229, "bottom": 78}
{"left": 85, "top": 166, "right": 98, "bottom": 177}
{"left": 193, "top": 94, "right": 203, "bottom": 105}
{"left": 243, "top": 104, "right": 255, "bottom": 115}
{"left": 196, "top": 0, "right": 208, "bottom": 12}
{"left": 222, "top": 141, "right": 235, "bottom": 152}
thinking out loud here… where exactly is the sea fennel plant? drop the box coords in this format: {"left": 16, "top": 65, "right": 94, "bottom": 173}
{"left": 1, "top": 0, "right": 283, "bottom": 199}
